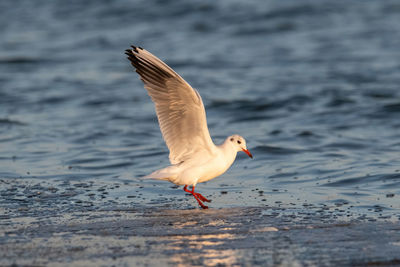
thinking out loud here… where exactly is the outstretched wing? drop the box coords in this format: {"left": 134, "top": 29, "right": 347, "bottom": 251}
{"left": 125, "top": 46, "right": 216, "bottom": 164}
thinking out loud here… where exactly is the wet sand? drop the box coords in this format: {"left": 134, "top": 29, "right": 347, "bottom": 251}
{"left": 1, "top": 178, "right": 400, "bottom": 266}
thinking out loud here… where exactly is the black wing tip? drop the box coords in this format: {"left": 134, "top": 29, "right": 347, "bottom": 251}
{"left": 125, "top": 45, "right": 139, "bottom": 62}
{"left": 125, "top": 45, "right": 144, "bottom": 60}
{"left": 125, "top": 52, "right": 139, "bottom": 69}
{"left": 125, "top": 45, "right": 171, "bottom": 79}
{"left": 129, "top": 45, "right": 144, "bottom": 53}
{"left": 130, "top": 45, "right": 138, "bottom": 53}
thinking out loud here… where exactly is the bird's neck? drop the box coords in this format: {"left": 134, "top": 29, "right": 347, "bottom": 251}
{"left": 218, "top": 139, "right": 238, "bottom": 164}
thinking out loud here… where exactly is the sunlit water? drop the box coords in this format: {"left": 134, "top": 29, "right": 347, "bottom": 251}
{"left": 1, "top": 0, "right": 400, "bottom": 220}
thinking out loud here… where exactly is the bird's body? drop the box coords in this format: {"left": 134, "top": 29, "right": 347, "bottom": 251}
{"left": 144, "top": 136, "right": 238, "bottom": 186}
{"left": 125, "top": 46, "right": 252, "bottom": 209}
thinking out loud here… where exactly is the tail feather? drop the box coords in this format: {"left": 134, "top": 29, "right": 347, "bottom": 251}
{"left": 143, "top": 172, "right": 171, "bottom": 181}
{"left": 142, "top": 165, "right": 179, "bottom": 183}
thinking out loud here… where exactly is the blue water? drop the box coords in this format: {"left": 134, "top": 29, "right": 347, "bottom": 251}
{"left": 1, "top": 0, "right": 400, "bottom": 219}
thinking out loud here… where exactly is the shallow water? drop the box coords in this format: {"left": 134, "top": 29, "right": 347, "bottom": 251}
{"left": 1, "top": 0, "right": 400, "bottom": 245}
{"left": 2, "top": 203, "right": 400, "bottom": 266}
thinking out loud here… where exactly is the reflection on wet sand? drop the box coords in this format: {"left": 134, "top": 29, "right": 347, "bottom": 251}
{"left": 165, "top": 233, "right": 238, "bottom": 266}
{"left": 148, "top": 208, "right": 247, "bottom": 266}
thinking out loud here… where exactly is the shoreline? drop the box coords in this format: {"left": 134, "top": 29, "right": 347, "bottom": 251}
{"left": 1, "top": 205, "right": 400, "bottom": 266}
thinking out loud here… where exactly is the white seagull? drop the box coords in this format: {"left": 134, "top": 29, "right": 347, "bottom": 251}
{"left": 125, "top": 45, "right": 253, "bottom": 209}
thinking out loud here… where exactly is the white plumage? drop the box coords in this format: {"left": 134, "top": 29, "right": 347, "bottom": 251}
{"left": 126, "top": 46, "right": 252, "bottom": 209}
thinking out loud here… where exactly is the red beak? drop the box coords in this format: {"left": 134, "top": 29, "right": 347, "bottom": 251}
{"left": 242, "top": 149, "right": 253, "bottom": 159}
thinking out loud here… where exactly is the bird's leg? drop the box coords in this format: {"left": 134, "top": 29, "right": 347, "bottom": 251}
{"left": 183, "top": 185, "right": 211, "bottom": 203}
{"left": 183, "top": 185, "right": 209, "bottom": 209}
{"left": 184, "top": 185, "right": 211, "bottom": 202}
{"left": 194, "top": 192, "right": 211, "bottom": 203}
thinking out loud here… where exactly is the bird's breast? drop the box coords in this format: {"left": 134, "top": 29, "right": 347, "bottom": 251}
{"left": 195, "top": 150, "right": 236, "bottom": 184}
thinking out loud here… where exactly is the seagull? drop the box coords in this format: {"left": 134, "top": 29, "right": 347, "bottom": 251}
{"left": 125, "top": 45, "right": 253, "bottom": 209}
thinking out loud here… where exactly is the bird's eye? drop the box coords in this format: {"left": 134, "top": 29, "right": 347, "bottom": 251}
{"left": 230, "top": 138, "right": 234, "bottom": 141}
{"left": 237, "top": 140, "right": 241, "bottom": 144}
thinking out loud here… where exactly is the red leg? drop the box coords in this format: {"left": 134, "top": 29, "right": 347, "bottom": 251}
{"left": 183, "top": 185, "right": 209, "bottom": 209}
{"left": 183, "top": 186, "right": 211, "bottom": 202}
{"left": 194, "top": 192, "right": 211, "bottom": 202}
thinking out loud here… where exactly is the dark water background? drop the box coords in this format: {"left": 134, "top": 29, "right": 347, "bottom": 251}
{"left": 1, "top": 0, "right": 400, "bottom": 220}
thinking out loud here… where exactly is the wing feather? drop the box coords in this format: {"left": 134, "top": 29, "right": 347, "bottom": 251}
{"left": 125, "top": 46, "right": 216, "bottom": 164}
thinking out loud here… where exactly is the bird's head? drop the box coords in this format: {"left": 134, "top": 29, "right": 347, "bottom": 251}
{"left": 227, "top": 134, "right": 253, "bottom": 158}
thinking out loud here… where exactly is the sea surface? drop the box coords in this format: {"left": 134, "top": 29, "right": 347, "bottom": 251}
{"left": 1, "top": 0, "right": 400, "bottom": 220}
